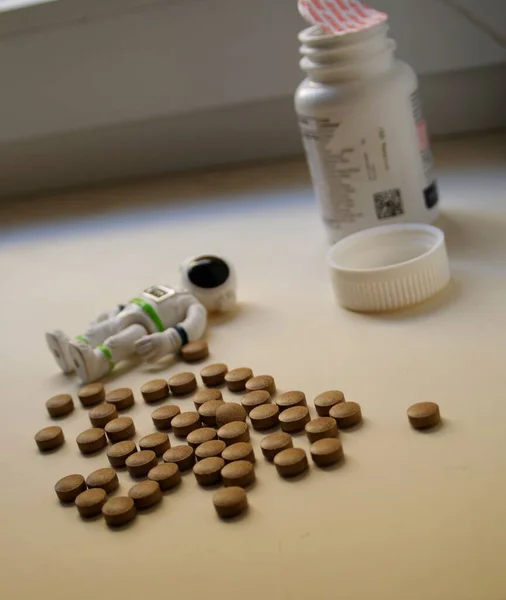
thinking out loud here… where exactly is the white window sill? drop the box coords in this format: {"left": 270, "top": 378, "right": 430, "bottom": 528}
{"left": 0, "top": 0, "right": 56, "bottom": 12}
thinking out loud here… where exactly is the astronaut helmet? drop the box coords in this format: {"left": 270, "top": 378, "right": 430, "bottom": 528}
{"left": 180, "top": 255, "right": 237, "bottom": 313}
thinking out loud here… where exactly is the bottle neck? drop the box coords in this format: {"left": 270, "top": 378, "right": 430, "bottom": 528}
{"left": 299, "top": 22, "right": 396, "bottom": 83}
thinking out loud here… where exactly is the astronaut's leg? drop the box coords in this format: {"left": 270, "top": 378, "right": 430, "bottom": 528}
{"left": 84, "top": 316, "right": 124, "bottom": 348}
{"left": 45, "top": 330, "right": 75, "bottom": 374}
{"left": 45, "top": 315, "right": 122, "bottom": 375}
{"left": 68, "top": 324, "right": 148, "bottom": 383}
{"left": 46, "top": 306, "right": 146, "bottom": 376}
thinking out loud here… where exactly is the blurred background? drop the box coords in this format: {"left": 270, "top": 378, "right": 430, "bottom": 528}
{"left": 1, "top": 0, "right": 505, "bottom": 196}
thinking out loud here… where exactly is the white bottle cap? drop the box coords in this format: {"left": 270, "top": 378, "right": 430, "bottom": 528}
{"left": 327, "top": 223, "right": 451, "bottom": 312}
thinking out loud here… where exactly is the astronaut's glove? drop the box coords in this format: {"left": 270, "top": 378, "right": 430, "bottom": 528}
{"left": 134, "top": 330, "right": 180, "bottom": 363}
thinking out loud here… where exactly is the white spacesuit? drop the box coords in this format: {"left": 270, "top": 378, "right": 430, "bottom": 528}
{"left": 46, "top": 255, "right": 237, "bottom": 383}
{"left": 46, "top": 286, "right": 207, "bottom": 383}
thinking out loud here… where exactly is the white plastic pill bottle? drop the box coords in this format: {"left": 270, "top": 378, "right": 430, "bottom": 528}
{"left": 295, "top": 21, "right": 439, "bottom": 243}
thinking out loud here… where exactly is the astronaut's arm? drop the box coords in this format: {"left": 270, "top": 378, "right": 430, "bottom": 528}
{"left": 176, "top": 298, "right": 207, "bottom": 343}
{"left": 134, "top": 298, "right": 207, "bottom": 363}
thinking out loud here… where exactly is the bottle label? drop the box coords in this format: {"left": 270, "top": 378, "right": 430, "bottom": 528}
{"left": 410, "top": 91, "right": 435, "bottom": 185}
{"left": 410, "top": 90, "right": 439, "bottom": 209}
{"left": 299, "top": 89, "right": 438, "bottom": 236}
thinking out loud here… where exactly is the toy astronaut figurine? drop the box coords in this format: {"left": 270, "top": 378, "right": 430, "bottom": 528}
{"left": 45, "top": 255, "right": 236, "bottom": 383}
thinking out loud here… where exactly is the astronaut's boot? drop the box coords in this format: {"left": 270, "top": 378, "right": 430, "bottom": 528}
{"left": 69, "top": 324, "right": 148, "bottom": 383}
{"left": 68, "top": 340, "right": 111, "bottom": 383}
{"left": 45, "top": 330, "right": 75, "bottom": 374}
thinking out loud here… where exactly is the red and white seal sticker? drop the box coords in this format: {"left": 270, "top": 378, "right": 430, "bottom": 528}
{"left": 298, "top": 0, "right": 387, "bottom": 35}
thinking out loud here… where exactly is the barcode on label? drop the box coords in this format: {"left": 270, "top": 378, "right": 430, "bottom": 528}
{"left": 374, "top": 188, "right": 404, "bottom": 220}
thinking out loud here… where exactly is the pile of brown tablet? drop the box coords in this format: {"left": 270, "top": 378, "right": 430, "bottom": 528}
{"left": 36, "top": 343, "right": 441, "bottom": 526}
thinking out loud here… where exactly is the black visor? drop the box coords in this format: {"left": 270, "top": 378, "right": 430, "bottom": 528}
{"left": 187, "top": 256, "right": 230, "bottom": 289}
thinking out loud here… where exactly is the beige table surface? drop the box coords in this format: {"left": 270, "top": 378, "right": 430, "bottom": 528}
{"left": 1, "top": 132, "right": 506, "bottom": 600}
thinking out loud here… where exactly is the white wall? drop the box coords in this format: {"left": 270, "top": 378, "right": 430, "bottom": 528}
{"left": 0, "top": 0, "right": 504, "bottom": 194}
{"left": 1, "top": 0, "right": 504, "bottom": 142}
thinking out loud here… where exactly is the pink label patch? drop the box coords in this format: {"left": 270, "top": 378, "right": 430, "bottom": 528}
{"left": 417, "top": 121, "right": 429, "bottom": 151}
{"left": 298, "top": 0, "right": 387, "bottom": 34}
